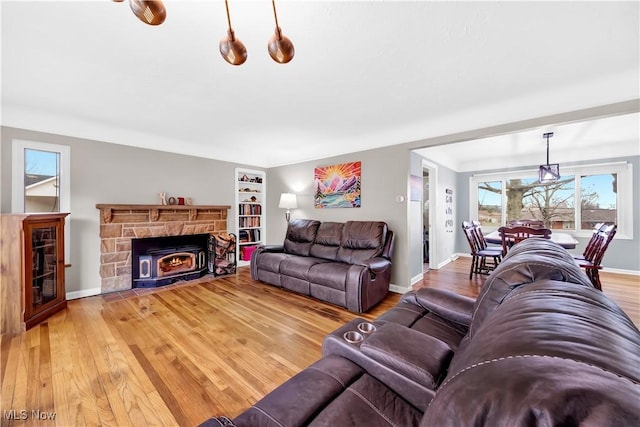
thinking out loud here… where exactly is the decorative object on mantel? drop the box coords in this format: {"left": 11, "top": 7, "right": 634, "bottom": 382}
{"left": 160, "top": 194, "right": 192, "bottom": 206}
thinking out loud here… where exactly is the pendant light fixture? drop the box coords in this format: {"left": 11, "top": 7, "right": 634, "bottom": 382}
{"left": 219, "top": 0, "right": 247, "bottom": 66}
{"left": 268, "top": 0, "right": 295, "bottom": 64}
{"left": 113, "top": 0, "right": 166, "bottom": 26}
{"left": 538, "top": 132, "right": 560, "bottom": 184}
{"left": 114, "top": 0, "right": 294, "bottom": 65}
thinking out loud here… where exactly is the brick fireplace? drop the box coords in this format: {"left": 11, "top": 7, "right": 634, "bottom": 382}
{"left": 96, "top": 204, "right": 230, "bottom": 293}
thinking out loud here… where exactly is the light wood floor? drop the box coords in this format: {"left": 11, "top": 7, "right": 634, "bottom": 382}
{"left": 1, "top": 259, "right": 638, "bottom": 426}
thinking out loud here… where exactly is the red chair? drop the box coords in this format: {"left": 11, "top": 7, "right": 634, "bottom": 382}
{"left": 498, "top": 226, "right": 552, "bottom": 256}
{"left": 462, "top": 221, "right": 502, "bottom": 279}
{"left": 575, "top": 224, "right": 617, "bottom": 291}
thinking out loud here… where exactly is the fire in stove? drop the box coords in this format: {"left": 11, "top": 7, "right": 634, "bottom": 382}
{"left": 158, "top": 252, "right": 196, "bottom": 277}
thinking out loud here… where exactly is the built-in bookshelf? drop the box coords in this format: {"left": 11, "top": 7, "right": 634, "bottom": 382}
{"left": 235, "top": 168, "right": 266, "bottom": 266}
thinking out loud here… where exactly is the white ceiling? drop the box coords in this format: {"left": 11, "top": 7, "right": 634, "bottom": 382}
{"left": 416, "top": 111, "right": 640, "bottom": 172}
{"left": 2, "top": 1, "right": 639, "bottom": 168}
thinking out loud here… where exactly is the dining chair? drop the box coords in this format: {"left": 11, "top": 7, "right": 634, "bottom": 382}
{"left": 462, "top": 221, "right": 502, "bottom": 279}
{"left": 507, "top": 219, "right": 546, "bottom": 228}
{"left": 575, "top": 224, "right": 617, "bottom": 290}
{"left": 573, "top": 222, "right": 605, "bottom": 262}
{"left": 471, "top": 220, "right": 498, "bottom": 249}
{"left": 497, "top": 225, "right": 552, "bottom": 256}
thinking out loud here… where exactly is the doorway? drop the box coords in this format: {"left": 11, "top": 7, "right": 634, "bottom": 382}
{"left": 422, "top": 159, "right": 437, "bottom": 271}
{"left": 422, "top": 168, "right": 430, "bottom": 272}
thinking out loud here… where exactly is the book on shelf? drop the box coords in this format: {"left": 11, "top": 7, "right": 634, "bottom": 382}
{"left": 238, "top": 228, "right": 260, "bottom": 243}
{"left": 239, "top": 204, "right": 262, "bottom": 215}
{"left": 239, "top": 216, "right": 261, "bottom": 228}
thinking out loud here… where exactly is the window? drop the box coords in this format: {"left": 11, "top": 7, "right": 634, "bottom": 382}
{"left": 470, "top": 162, "right": 632, "bottom": 239}
{"left": 12, "top": 139, "right": 71, "bottom": 257}
{"left": 477, "top": 180, "right": 502, "bottom": 226}
{"left": 24, "top": 148, "right": 61, "bottom": 212}
{"left": 580, "top": 173, "right": 617, "bottom": 230}
{"left": 506, "top": 176, "right": 575, "bottom": 230}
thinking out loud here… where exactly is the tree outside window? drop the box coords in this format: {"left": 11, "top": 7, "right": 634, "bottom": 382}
{"left": 475, "top": 172, "right": 619, "bottom": 231}
{"left": 477, "top": 180, "right": 502, "bottom": 226}
{"left": 581, "top": 173, "right": 617, "bottom": 229}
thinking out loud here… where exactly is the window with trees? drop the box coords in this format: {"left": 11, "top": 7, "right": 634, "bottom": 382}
{"left": 470, "top": 162, "right": 632, "bottom": 238}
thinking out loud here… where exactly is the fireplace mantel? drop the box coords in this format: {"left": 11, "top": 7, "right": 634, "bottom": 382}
{"left": 96, "top": 203, "right": 230, "bottom": 293}
{"left": 96, "top": 204, "right": 231, "bottom": 223}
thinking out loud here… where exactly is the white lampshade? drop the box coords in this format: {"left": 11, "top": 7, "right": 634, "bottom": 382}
{"left": 278, "top": 193, "right": 298, "bottom": 209}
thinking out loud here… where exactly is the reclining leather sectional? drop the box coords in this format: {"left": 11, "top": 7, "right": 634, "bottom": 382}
{"left": 202, "top": 238, "right": 640, "bottom": 426}
{"left": 250, "top": 219, "right": 395, "bottom": 313}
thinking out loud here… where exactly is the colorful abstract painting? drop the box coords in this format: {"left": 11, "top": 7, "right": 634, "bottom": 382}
{"left": 314, "top": 161, "right": 361, "bottom": 208}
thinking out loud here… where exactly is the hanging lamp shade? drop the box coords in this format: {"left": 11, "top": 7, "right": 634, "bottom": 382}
{"left": 268, "top": 0, "right": 294, "bottom": 63}
{"left": 538, "top": 132, "right": 560, "bottom": 184}
{"left": 220, "top": 0, "right": 247, "bottom": 65}
{"left": 129, "top": 0, "right": 166, "bottom": 26}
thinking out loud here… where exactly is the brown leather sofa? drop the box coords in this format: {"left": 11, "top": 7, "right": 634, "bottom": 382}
{"left": 250, "top": 219, "right": 395, "bottom": 313}
{"left": 202, "top": 238, "right": 640, "bottom": 426}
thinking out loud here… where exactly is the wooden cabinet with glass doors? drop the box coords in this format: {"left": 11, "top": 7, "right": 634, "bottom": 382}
{"left": 0, "top": 213, "right": 69, "bottom": 335}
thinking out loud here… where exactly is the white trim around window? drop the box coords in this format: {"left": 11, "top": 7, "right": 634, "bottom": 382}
{"left": 469, "top": 161, "right": 633, "bottom": 240}
{"left": 12, "top": 139, "right": 71, "bottom": 259}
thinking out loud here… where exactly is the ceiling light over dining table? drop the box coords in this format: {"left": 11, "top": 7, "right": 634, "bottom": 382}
{"left": 538, "top": 132, "right": 560, "bottom": 184}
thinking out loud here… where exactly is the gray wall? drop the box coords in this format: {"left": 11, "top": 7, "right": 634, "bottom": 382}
{"left": 455, "top": 155, "right": 640, "bottom": 271}
{"left": 266, "top": 146, "right": 461, "bottom": 292}
{"left": 3, "top": 101, "right": 638, "bottom": 298}
{"left": 1, "top": 126, "right": 262, "bottom": 296}
{"left": 266, "top": 145, "right": 415, "bottom": 291}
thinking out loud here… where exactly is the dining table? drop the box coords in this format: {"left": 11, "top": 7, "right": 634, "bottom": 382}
{"left": 484, "top": 230, "right": 579, "bottom": 250}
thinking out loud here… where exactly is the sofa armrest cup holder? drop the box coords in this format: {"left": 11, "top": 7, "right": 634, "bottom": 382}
{"left": 342, "top": 322, "right": 376, "bottom": 344}
{"left": 357, "top": 322, "right": 377, "bottom": 334}
{"left": 343, "top": 330, "right": 364, "bottom": 344}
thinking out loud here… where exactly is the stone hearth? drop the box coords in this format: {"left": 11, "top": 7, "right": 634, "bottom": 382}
{"left": 96, "top": 204, "right": 230, "bottom": 293}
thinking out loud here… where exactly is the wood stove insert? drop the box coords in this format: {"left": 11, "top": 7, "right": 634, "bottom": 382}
{"left": 132, "top": 234, "right": 209, "bottom": 288}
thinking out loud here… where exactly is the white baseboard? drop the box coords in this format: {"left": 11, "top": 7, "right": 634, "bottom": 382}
{"left": 602, "top": 267, "right": 640, "bottom": 276}
{"left": 457, "top": 253, "right": 639, "bottom": 276}
{"left": 410, "top": 273, "right": 424, "bottom": 285}
{"left": 66, "top": 287, "right": 101, "bottom": 300}
{"left": 389, "top": 283, "right": 411, "bottom": 294}
{"left": 435, "top": 254, "right": 458, "bottom": 270}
